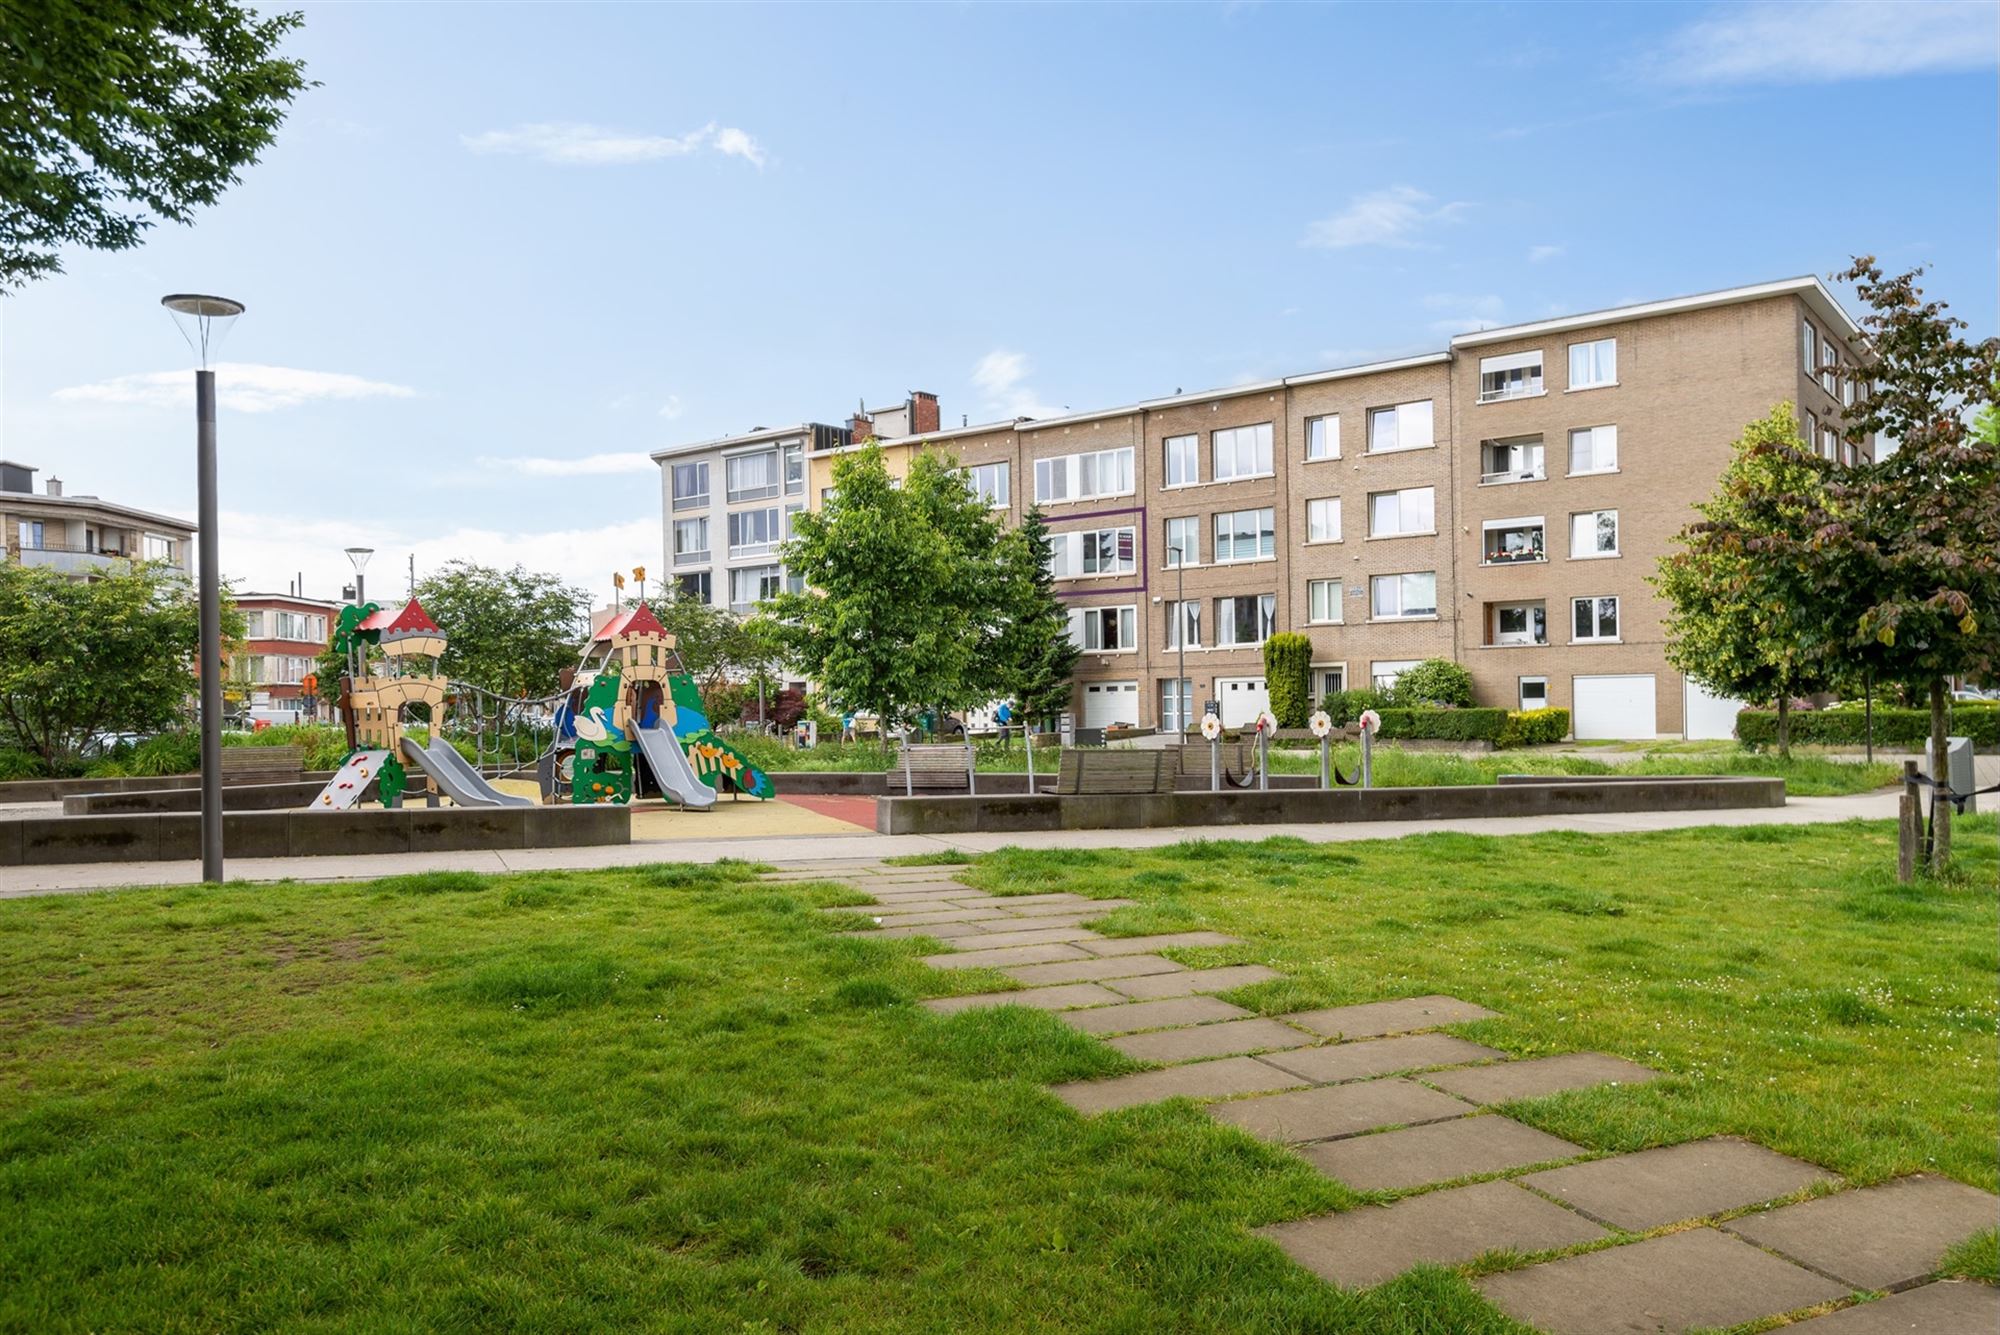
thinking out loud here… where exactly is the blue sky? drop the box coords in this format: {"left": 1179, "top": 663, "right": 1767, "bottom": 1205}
{"left": 2, "top": 0, "right": 1994, "bottom": 601}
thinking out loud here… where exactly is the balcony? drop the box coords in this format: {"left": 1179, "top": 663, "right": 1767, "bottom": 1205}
{"left": 1481, "top": 525, "right": 1546, "bottom": 566}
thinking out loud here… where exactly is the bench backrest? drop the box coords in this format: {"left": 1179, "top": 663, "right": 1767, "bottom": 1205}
{"left": 219, "top": 745, "right": 304, "bottom": 782}
{"left": 1172, "top": 741, "right": 1252, "bottom": 777}
{"left": 891, "top": 744, "right": 973, "bottom": 791}
{"left": 1056, "top": 748, "right": 1172, "bottom": 795}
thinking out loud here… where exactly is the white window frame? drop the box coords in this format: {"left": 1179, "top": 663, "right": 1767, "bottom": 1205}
{"left": 1481, "top": 515, "right": 1547, "bottom": 566}
{"left": 671, "top": 461, "right": 710, "bottom": 511}
{"left": 1164, "top": 599, "right": 1203, "bottom": 649}
{"left": 1371, "top": 659, "right": 1420, "bottom": 691}
{"left": 1567, "top": 338, "right": 1617, "bottom": 391}
{"left": 1035, "top": 447, "right": 1135, "bottom": 503}
{"left": 1315, "top": 664, "right": 1347, "bottom": 700}
{"left": 1569, "top": 509, "right": 1620, "bottom": 560}
{"left": 1368, "top": 486, "right": 1435, "bottom": 538}
{"left": 1478, "top": 351, "right": 1544, "bottom": 403}
{"left": 1080, "top": 527, "right": 1136, "bottom": 576}
{"left": 783, "top": 443, "right": 805, "bottom": 496}
{"left": 1214, "top": 593, "right": 1277, "bottom": 648}
{"left": 1571, "top": 595, "right": 1620, "bottom": 643}
{"left": 1213, "top": 507, "right": 1276, "bottom": 564}
{"left": 1568, "top": 425, "right": 1618, "bottom": 476}
{"left": 1519, "top": 676, "right": 1549, "bottom": 711}
{"left": 1307, "top": 578, "right": 1343, "bottom": 625}
{"left": 1164, "top": 515, "right": 1200, "bottom": 567}
{"left": 1164, "top": 434, "right": 1199, "bottom": 488}
{"left": 729, "top": 564, "right": 782, "bottom": 613}
{"left": 1492, "top": 601, "right": 1547, "bottom": 646}
{"left": 1370, "top": 572, "right": 1437, "bottom": 621}
{"left": 725, "top": 450, "right": 782, "bottom": 504}
{"left": 1366, "top": 400, "right": 1435, "bottom": 454}
{"left": 1306, "top": 497, "right": 1341, "bottom": 544}
{"left": 673, "top": 516, "right": 710, "bottom": 565}
{"left": 727, "top": 506, "right": 781, "bottom": 558}
{"left": 1481, "top": 435, "right": 1545, "bottom": 484}
{"left": 1305, "top": 413, "right": 1340, "bottom": 461}
{"left": 966, "top": 461, "right": 1010, "bottom": 508}
{"left": 1073, "top": 605, "right": 1138, "bottom": 653}
{"left": 1212, "top": 422, "right": 1275, "bottom": 481}
{"left": 1802, "top": 320, "right": 1817, "bottom": 375}
{"left": 1161, "top": 677, "right": 1195, "bottom": 733}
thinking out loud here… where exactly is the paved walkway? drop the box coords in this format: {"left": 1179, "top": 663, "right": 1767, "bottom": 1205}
{"left": 800, "top": 859, "right": 2000, "bottom": 1334}
{"left": 0, "top": 789, "right": 1911, "bottom": 898}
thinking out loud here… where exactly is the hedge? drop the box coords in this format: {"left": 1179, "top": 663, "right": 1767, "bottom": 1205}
{"left": 1498, "top": 707, "right": 1571, "bottom": 747}
{"left": 1374, "top": 707, "right": 1510, "bottom": 743}
{"left": 1737, "top": 706, "right": 1999, "bottom": 748}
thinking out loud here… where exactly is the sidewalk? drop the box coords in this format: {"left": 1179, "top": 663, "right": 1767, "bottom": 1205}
{"left": 0, "top": 789, "right": 1904, "bottom": 899}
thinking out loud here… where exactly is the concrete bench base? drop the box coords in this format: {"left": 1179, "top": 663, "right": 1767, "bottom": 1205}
{"left": 876, "top": 777, "right": 1784, "bottom": 835}
{"left": 62, "top": 781, "right": 332, "bottom": 815}
{"left": 1, "top": 806, "right": 629, "bottom": 866}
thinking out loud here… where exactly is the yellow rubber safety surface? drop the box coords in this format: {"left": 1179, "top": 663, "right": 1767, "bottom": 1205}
{"left": 630, "top": 797, "right": 871, "bottom": 841}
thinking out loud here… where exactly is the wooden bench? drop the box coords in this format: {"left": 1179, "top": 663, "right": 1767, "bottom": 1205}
{"left": 1172, "top": 741, "right": 1251, "bottom": 778}
{"left": 890, "top": 743, "right": 975, "bottom": 794}
{"left": 219, "top": 745, "right": 304, "bottom": 784}
{"left": 1056, "top": 748, "right": 1172, "bottom": 796}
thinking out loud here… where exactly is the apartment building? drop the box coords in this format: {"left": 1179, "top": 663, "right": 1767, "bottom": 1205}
{"left": 693, "top": 277, "right": 1870, "bottom": 740}
{"left": 226, "top": 593, "right": 338, "bottom": 722}
{"left": 0, "top": 460, "right": 194, "bottom": 579}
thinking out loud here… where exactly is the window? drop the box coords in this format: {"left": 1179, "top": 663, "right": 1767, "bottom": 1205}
{"left": 1519, "top": 676, "right": 1549, "bottom": 711}
{"left": 966, "top": 461, "right": 1010, "bottom": 508}
{"left": 671, "top": 461, "right": 709, "bottom": 511}
{"left": 1572, "top": 596, "right": 1619, "bottom": 642}
{"left": 1306, "top": 414, "right": 1340, "bottom": 461}
{"left": 1568, "top": 338, "right": 1616, "bottom": 390}
{"left": 1478, "top": 351, "right": 1544, "bottom": 402}
{"left": 1805, "top": 410, "right": 1819, "bottom": 450}
{"left": 1213, "top": 422, "right": 1274, "bottom": 480}
{"left": 1306, "top": 497, "right": 1341, "bottom": 543}
{"left": 785, "top": 568, "right": 806, "bottom": 596}
{"left": 1492, "top": 602, "right": 1547, "bottom": 646}
{"left": 1372, "top": 659, "right": 1420, "bottom": 691}
{"left": 1368, "top": 486, "right": 1435, "bottom": 537}
{"left": 1821, "top": 341, "right": 1838, "bottom": 394}
{"left": 727, "top": 507, "right": 780, "bottom": 556}
{"left": 725, "top": 450, "right": 780, "bottom": 503}
{"left": 144, "top": 533, "right": 174, "bottom": 561}
{"left": 20, "top": 520, "right": 45, "bottom": 549}
{"left": 1316, "top": 665, "right": 1346, "bottom": 700}
{"left": 1215, "top": 594, "right": 1277, "bottom": 647}
{"left": 241, "top": 610, "right": 265, "bottom": 636}
{"left": 1308, "top": 579, "right": 1343, "bottom": 624}
{"left": 673, "top": 517, "right": 710, "bottom": 565}
{"left": 1481, "top": 435, "right": 1545, "bottom": 483}
{"left": 783, "top": 444, "right": 804, "bottom": 495}
{"left": 1213, "top": 507, "right": 1276, "bottom": 563}
{"left": 1370, "top": 572, "right": 1437, "bottom": 619}
{"left": 1073, "top": 606, "right": 1137, "bottom": 652}
{"left": 1568, "top": 425, "right": 1618, "bottom": 475}
{"left": 1081, "top": 527, "right": 1136, "bottom": 576}
{"left": 1842, "top": 376, "right": 1856, "bottom": 409}
{"left": 1035, "top": 447, "right": 1134, "bottom": 502}
{"left": 729, "top": 564, "right": 782, "bottom": 613}
{"left": 1164, "top": 599, "right": 1202, "bottom": 649}
{"left": 1570, "top": 509, "right": 1619, "bottom": 559}
{"left": 1482, "top": 516, "right": 1546, "bottom": 565}
{"left": 1034, "top": 456, "right": 1068, "bottom": 503}
{"left": 1161, "top": 678, "right": 1194, "bottom": 733}
{"left": 272, "top": 610, "right": 324, "bottom": 642}
{"left": 1802, "top": 320, "right": 1817, "bottom": 374}
{"left": 1367, "top": 400, "right": 1434, "bottom": 453}
{"left": 677, "top": 571, "right": 712, "bottom": 603}
{"left": 785, "top": 504, "right": 803, "bottom": 540}
{"left": 1165, "top": 516, "right": 1200, "bottom": 567}
{"left": 1821, "top": 427, "right": 1839, "bottom": 462}
{"left": 1164, "top": 434, "right": 1199, "bottom": 487}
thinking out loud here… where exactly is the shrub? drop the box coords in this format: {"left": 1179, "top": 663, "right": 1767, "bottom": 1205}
{"left": 1737, "top": 707, "right": 1999, "bottom": 748}
{"left": 1322, "top": 687, "right": 1392, "bottom": 726}
{"left": 1262, "top": 632, "right": 1314, "bottom": 728}
{"left": 1374, "top": 707, "right": 1510, "bottom": 743}
{"left": 1496, "top": 708, "right": 1571, "bottom": 747}
{"left": 1390, "top": 659, "right": 1474, "bottom": 708}
{"left": 0, "top": 748, "right": 47, "bottom": 781}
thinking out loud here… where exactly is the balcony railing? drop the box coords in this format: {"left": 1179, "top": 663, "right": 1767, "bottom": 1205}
{"left": 1480, "top": 467, "right": 1545, "bottom": 485}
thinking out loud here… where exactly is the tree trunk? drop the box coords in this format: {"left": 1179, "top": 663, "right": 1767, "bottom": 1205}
{"left": 1775, "top": 694, "right": 1791, "bottom": 761}
{"left": 1928, "top": 677, "right": 1952, "bottom": 871}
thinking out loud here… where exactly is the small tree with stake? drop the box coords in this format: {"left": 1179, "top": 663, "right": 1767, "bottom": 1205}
{"left": 991, "top": 506, "right": 1079, "bottom": 780}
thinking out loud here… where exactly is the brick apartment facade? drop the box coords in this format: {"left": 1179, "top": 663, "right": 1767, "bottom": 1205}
{"left": 661, "top": 277, "right": 1869, "bottom": 740}
{"left": 227, "top": 593, "right": 337, "bottom": 722}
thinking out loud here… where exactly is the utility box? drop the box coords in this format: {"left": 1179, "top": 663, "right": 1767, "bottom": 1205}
{"left": 1924, "top": 736, "right": 1977, "bottom": 814}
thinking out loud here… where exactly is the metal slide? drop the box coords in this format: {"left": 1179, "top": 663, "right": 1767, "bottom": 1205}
{"left": 633, "top": 723, "right": 717, "bottom": 809}
{"left": 313, "top": 748, "right": 390, "bottom": 809}
{"left": 399, "top": 737, "right": 536, "bottom": 808}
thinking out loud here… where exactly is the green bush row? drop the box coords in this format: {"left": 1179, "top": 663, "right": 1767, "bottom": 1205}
{"left": 1497, "top": 707, "right": 1571, "bottom": 747}
{"left": 1737, "top": 706, "right": 2000, "bottom": 748}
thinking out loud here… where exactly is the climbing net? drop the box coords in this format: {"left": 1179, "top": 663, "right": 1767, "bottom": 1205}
{"left": 439, "top": 681, "right": 571, "bottom": 779}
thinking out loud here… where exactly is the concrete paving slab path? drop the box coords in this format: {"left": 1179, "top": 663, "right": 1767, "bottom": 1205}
{"left": 921, "top": 983, "right": 1127, "bottom": 1015}
{"left": 1051, "top": 1056, "right": 1306, "bottom": 1114}
{"left": 1079, "top": 931, "right": 1242, "bottom": 956}
{"left": 1299, "top": 1115, "right": 1586, "bottom": 1192}
{"left": 1723, "top": 1174, "right": 2000, "bottom": 1292}
{"left": 1777, "top": 1281, "right": 2000, "bottom": 1333}
{"left": 1107, "top": 1017, "right": 1314, "bottom": 1064}
{"left": 1061, "top": 995, "right": 1250, "bottom": 1036}
{"left": 1259, "top": 1180, "right": 1607, "bottom": 1290}
{"left": 1259, "top": 1033, "right": 1507, "bottom": 1084}
{"left": 1519, "top": 1137, "right": 1839, "bottom": 1230}
{"left": 1422, "top": 1052, "right": 1659, "bottom": 1104}
{"left": 1101, "top": 964, "right": 1282, "bottom": 1000}
{"left": 999, "top": 955, "right": 1186, "bottom": 986}
{"left": 1283, "top": 995, "right": 1499, "bottom": 1040}
{"left": 1209, "top": 1078, "right": 1474, "bottom": 1144}
{"left": 1476, "top": 1227, "right": 1849, "bottom": 1335}
{"left": 949, "top": 926, "right": 1104, "bottom": 950}
{"left": 922, "top": 943, "right": 1093, "bottom": 970}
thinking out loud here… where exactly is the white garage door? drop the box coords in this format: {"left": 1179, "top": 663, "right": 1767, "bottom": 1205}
{"left": 1573, "top": 674, "right": 1658, "bottom": 741}
{"left": 1080, "top": 681, "right": 1139, "bottom": 729}
{"left": 1683, "top": 678, "right": 1745, "bottom": 741}
{"left": 1216, "top": 676, "right": 1270, "bottom": 729}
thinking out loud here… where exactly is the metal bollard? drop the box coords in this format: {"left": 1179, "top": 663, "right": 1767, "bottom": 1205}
{"left": 1319, "top": 735, "right": 1331, "bottom": 790}
{"left": 1210, "top": 735, "right": 1220, "bottom": 792}
{"left": 1257, "top": 725, "right": 1269, "bottom": 791}
{"left": 1361, "top": 725, "right": 1374, "bottom": 789}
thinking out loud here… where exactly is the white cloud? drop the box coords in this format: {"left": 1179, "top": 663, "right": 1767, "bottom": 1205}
{"left": 1528, "top": 244, "right": 1565, "bottom": 263}
{"left": 1650, "top": 1, "right": 1997, "bottom": 85}
{"left": 1302, "top": 185, "right": 1471, "bottom": 250}
{"left": 658, "top": 395, "right": 684, "bottom": 420}
{"left": 972, "top": 349, "right": 1062, "bottom": 420}
{"left": 462, "top": 121, "right": 766, "bottom": 168}
{"left": 53, "top": 363, "right": 416, "bottom": 414}
{"left": 477, "top": 452, "right": 656, "bottom": 477}
{"left": 1423, "top": 293, "right": 1506, "bottom": 336}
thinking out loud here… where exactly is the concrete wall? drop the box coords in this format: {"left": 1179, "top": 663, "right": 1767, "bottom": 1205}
{"left": 63, "top": 781, "right": 331, "bottom": 815}
{"left": 2, "top": 805, "right": 629, "bottom": 866}
{"left": 876, "top": 776, "right": 1783, "bottom": 835}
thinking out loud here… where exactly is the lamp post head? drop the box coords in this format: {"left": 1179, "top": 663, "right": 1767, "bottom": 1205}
{"left": 344, "top": 546, "right": 375, "bottom": 575}
{"left": 161, "top": 294, "right": 245, "bottom": 369}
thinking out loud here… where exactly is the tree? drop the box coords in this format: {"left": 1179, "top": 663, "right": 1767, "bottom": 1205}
{"left": 411, "top": 561, "right": 591, "bottom": 700}
{"left": 1826, "top": 258, "right": 1999, "bottom": 867}
{"left": 1654, "top": 404, "right": 1844, "bottom": 758}
{"left": 0, "top": 1, "right": 311, "bottom": 289}
{"left": 991, "top": 506, "right": 1079, "bottom": 733}
{"left": 655, "top": 589, "right": 780, "bottom": 715}
{"left": 0, "top": 560, "right": 241, "bottom": 770}
{"left": 1262, "top": 632, "right": 1313, "bottom": 727}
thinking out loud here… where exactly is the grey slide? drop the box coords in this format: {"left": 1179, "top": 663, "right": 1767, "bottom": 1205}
{"left": 400, "top": 737, "right": 536, "bottom": 808}
{"left": 633, "top": 723, "right": 717, "bottom": 809}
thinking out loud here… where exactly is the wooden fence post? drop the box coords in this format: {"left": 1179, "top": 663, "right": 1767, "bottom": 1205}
{"left": 1897, "top": 760, "right": 1920, "bottom": 883}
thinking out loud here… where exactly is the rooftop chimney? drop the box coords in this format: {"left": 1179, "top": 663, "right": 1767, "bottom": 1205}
{"left": 911, "top": 390, "right": 940, "bottom": 435}
{"left": 45, "top": 477, "right": 62, "bottom": 497}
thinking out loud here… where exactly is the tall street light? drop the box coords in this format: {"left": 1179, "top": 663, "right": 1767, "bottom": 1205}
{"left": 162, "top": 294, "right": 245, "bottom": 884}
{"left": 1168, "top": 544, "right": 1188, "bottom": 745}
{"left": 344, "top": 546, "right": 374, "bottom": 605}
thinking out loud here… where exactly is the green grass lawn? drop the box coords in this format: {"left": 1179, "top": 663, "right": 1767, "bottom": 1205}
{"left": 2, "top": 820, "right": 1992, "bottom": 1331}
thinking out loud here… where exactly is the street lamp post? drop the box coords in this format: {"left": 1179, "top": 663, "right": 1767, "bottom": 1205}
{"left": 344, "top": 546, "right": 374, "bottom": 606}
{"left": 1168, "top": 544, "right": 1187, "bottom": 744}
{"left": 161, "top": 294, "right": 245, "bottom": 885}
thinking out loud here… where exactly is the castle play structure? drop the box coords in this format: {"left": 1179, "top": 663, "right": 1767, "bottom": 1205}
{"left": 312, "top": 594, "right": 771, "bottom": 812}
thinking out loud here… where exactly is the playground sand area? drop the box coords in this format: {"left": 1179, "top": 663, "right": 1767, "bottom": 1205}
{"left": 483, "top": 778, "right": 875, "bottom": 839}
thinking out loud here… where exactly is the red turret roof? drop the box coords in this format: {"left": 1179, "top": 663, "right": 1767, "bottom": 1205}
{"left": 594, "top": 602, "right": 666, "bottom": 642}
{"left": 359, "top": 598, "right": 440, "bottom": 637}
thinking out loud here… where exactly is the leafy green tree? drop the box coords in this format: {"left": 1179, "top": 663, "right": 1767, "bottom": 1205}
{"left": 1262, "top": 632, "right": 1313, "bottom": 727}
{"left": 991, "top": 506, "right": 1079, "bottom": 733}
{"left": 1654, "top": 404, "right": 1843, "bottom": 759}
{"left": 1826, "top": 259, "right": 1999, "bottom": 867}
{"left": 411, "top": 561, "right": 591, "bottom": 700}
{"left": 0, "top": 1, "right": 311, "bottom": 288}
{"left": 656, "top": 589, "right": 780, "bottom": 716}
{"left": 0, "top": 560, "right": 241, "bottom": 771}
{"left": 1391, "top": 658, "right": 1474, "bottom": 709}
